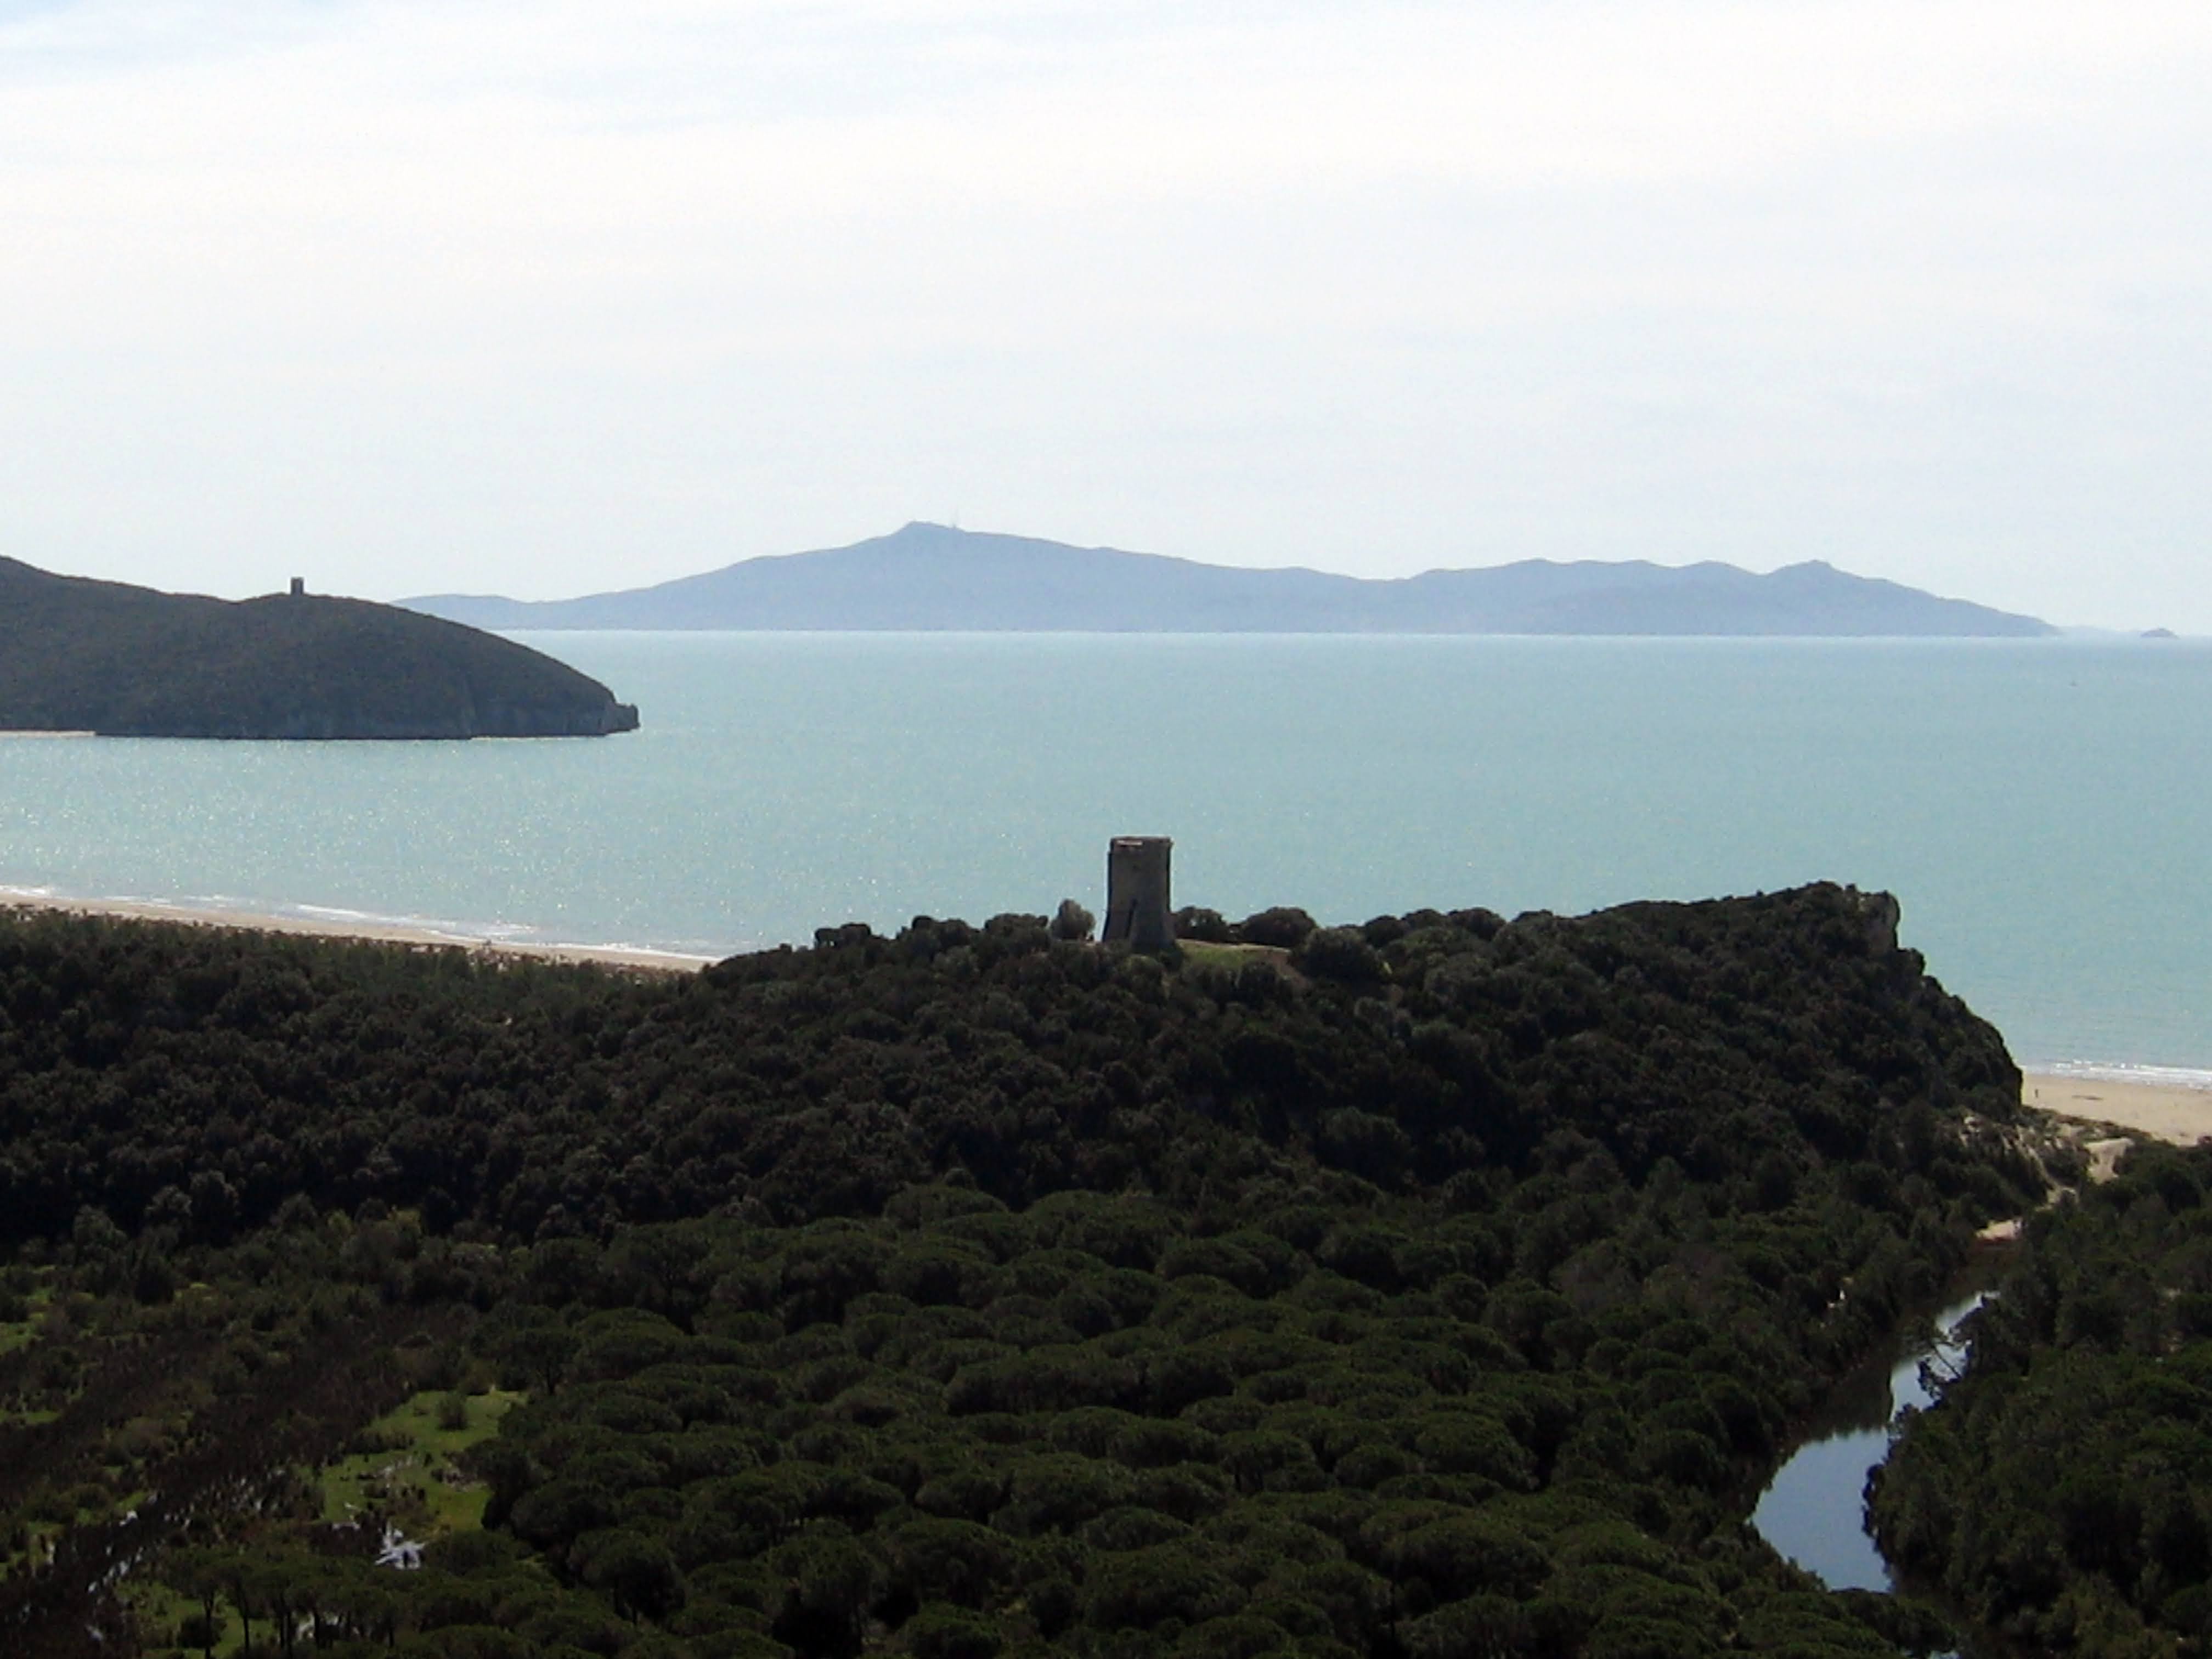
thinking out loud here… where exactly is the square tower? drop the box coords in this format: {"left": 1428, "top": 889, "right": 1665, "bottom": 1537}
{"left": 1102, "top": 836, "right": 1173, "bottom": 949}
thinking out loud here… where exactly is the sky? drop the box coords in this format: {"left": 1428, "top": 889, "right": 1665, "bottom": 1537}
{"left": 2, "top": 1, "right": 2208, "bottom": 629}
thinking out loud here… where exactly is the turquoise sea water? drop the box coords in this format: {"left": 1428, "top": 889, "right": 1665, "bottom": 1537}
{"left": 2, "top": 633, "right": 2208, "bottom": 1070}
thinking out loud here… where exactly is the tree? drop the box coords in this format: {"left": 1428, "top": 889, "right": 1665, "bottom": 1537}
{"left": 163, "top": 1548, "right": 229, "bottom": 1659}
{"left": 581, "top": 1528, "right": 688, "bottom": 1624}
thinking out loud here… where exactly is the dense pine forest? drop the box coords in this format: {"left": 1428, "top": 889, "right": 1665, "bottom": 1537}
{"left": 1871, "top": 1137, "right": 2212, "bottom": 1654}
{"left": 0, "top": 887, "right": 2053, "bottom": 1656}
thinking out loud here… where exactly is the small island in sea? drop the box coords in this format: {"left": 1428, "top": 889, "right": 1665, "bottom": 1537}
{"left": 0, "top": 558, "right": 639, "bottom": 740}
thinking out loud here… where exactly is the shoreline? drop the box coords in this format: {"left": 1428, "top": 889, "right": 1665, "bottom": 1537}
{"left": 2020, "top": 1070, "right": 2212, "bottom": 1148}
{"left": 0, "top": 889, "right": 716, "bottom": 975}
{"left": 3, "top": 891, "right": 2210, "bottom": 1131}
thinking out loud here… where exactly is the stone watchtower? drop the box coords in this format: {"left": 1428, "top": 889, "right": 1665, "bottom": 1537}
{"left": 1102, "top": 836, "right": 1173, "bottom": 949}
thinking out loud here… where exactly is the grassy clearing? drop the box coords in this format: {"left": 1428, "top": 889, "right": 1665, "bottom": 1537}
{"left": 1175, "top": 941, "right": 1294, "bottom": 972}
{"left": 319, "top": 1387, "right": 523, "bottom": 1538}
{"left": 128, "top": 1578, "right": 241, "bottom": 1657}
{"left": 125, "top": 1381, "right": 527, "bottom": 1653}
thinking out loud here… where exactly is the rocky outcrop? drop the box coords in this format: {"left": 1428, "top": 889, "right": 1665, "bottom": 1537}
{"left": 1855, "top": 888, "right": 1903, "bottom": 956}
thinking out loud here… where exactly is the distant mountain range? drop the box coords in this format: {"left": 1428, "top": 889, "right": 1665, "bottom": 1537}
{"left": 403, "top": 524, "right": 2055, "bottom": 637}
{"left": 0, "top": 560, "right": 639, "bottom": 738}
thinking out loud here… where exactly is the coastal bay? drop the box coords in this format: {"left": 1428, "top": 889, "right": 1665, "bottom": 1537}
{"left": 4, "top": 632, "right": 2209, "bottom": 1072}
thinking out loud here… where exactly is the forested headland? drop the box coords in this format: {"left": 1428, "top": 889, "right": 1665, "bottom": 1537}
{"left": 0, "top": 558, "right": 638, "bottom": 738}
{"left": 0, "top": 886, "right": 2050, "bottom": 1656}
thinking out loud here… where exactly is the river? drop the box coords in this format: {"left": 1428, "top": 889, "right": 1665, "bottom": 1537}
{"left": 1752, "top": 1278, "right": 1992, "bottom": 1592}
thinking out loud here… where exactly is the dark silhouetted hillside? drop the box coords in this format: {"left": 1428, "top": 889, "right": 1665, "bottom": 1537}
{"left": 0, "top": 559, "right": 639, "bottom": 738}
{"left": 0, "top": 882, "right": 2030, "bottom": 1656}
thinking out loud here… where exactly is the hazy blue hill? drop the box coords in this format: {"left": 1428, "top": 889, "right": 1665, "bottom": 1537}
{"left": 0, "top": 558, "right": 640, "bottom": 738}
{"left": 405, "top": 521, "right": 2056, "bottom": 636}
{"left": 1407, "top": 556, "right": 2050, "bottom": 635}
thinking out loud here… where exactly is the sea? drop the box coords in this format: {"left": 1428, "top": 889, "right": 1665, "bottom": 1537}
{"left": 2, "top": 631, "right": 2208, "bottom": 1074}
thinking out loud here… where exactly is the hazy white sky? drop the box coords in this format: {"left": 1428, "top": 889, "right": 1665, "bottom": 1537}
{"left": 3, "top": 1, "right": 2208, "bottom": 627}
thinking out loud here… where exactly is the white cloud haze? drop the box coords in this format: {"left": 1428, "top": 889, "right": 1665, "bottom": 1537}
{"left": 2, "top": 0, "right": 2208, "bottom": 627}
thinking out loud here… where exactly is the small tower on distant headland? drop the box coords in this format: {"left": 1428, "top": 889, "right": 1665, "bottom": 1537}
{"left": 1102, "top": 836, "right": 1173, "bottom": 949}
{"left": 289, "top": 577, "right": 305, "bottom": 597}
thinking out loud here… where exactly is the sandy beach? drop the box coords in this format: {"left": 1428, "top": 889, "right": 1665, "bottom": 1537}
{"left": 2022, "top": 1071, "right": 2212, "bottom": 1147}
{"left": 0, "top": 890, "right": 715, "bottom": 975}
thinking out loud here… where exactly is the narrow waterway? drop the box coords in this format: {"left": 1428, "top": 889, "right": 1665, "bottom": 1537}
{"left": 1752, "top": 1282, "right": 1990, "bottom": 1592}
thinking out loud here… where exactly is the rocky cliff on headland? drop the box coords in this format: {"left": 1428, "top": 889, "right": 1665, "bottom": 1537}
{"left": 0, "top": 558, "right": 638, "bottom": 739}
